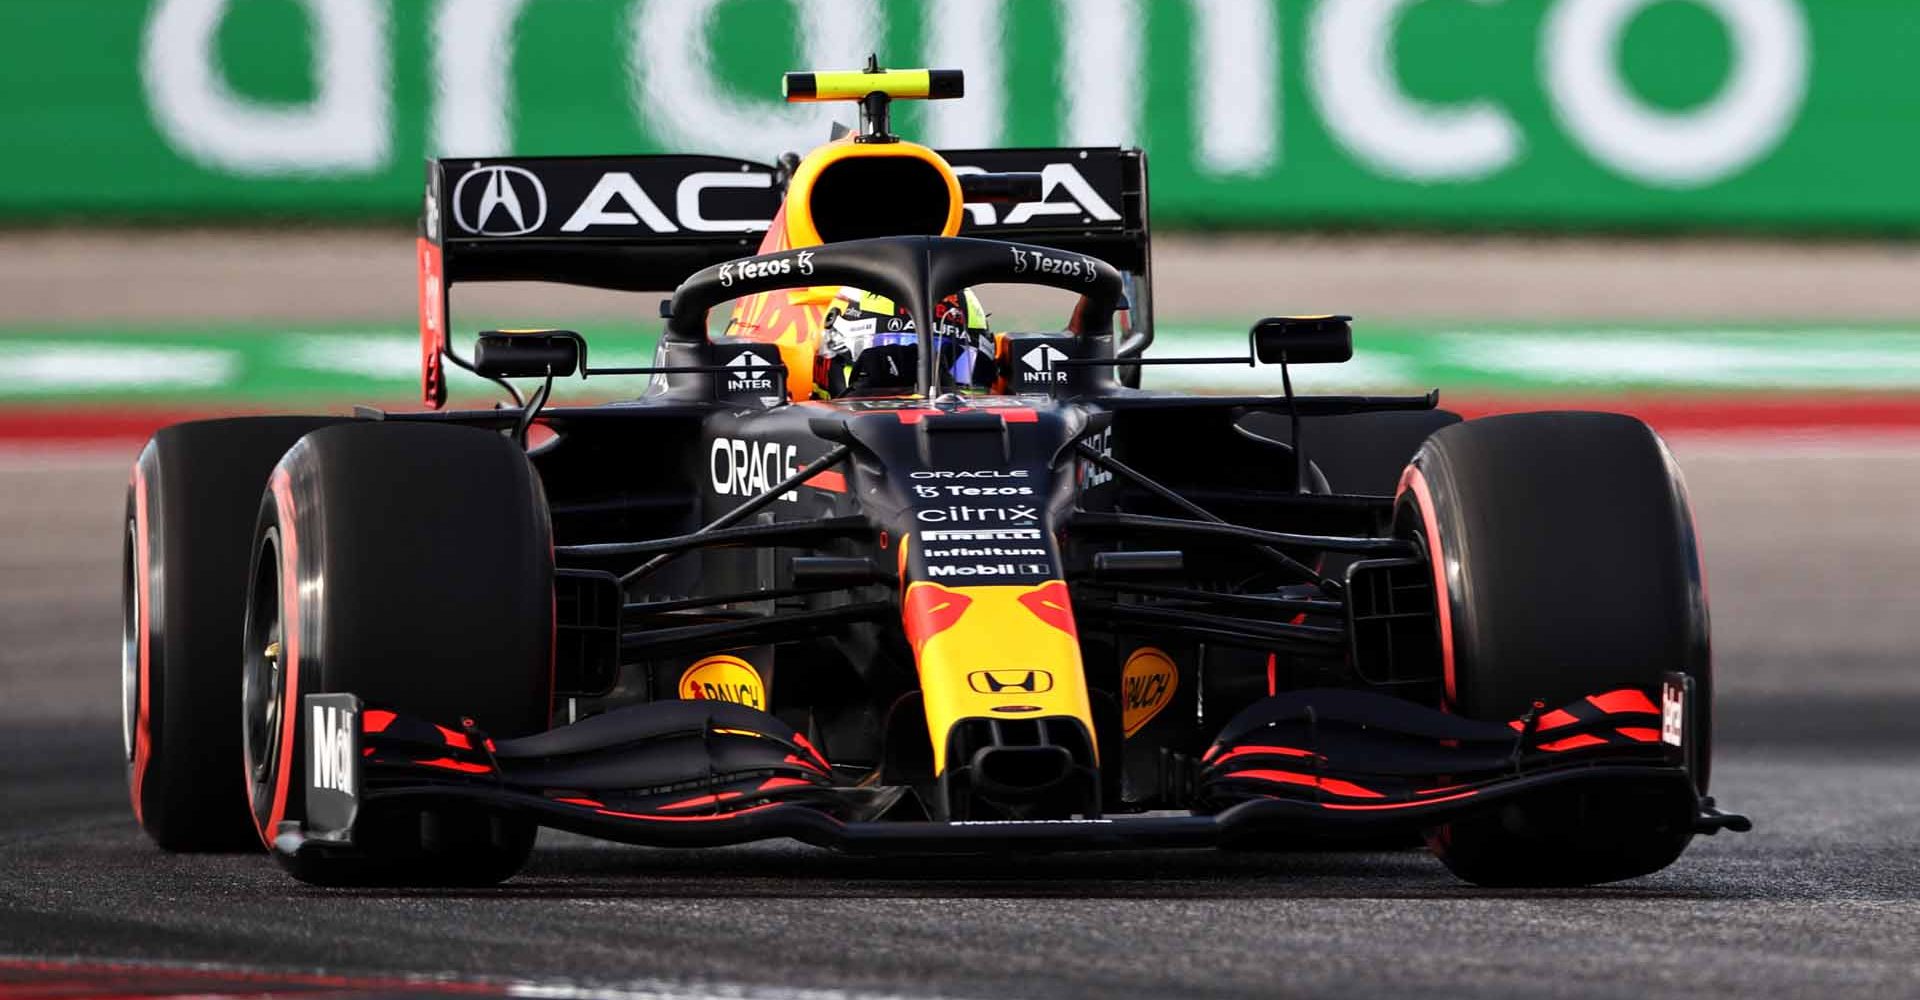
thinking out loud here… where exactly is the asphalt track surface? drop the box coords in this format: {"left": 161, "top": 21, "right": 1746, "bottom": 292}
{"left": 3, "top": 438, "right": 1919, "bottom": 999}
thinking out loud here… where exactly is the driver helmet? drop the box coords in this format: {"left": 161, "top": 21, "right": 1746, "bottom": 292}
{"left": 814, "top": 287, "right": 995, "bottom": 398}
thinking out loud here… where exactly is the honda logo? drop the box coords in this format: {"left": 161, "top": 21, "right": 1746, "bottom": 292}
{"left": 452, "top": 164, "right": 548, "bottom": 236}
{"left": 967, "top": 669, "right": 1054, "bottom": 694}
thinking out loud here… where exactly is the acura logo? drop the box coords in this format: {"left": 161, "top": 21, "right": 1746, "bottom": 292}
{"left": 452, "top": 164, "right": 548, "bottom": 236}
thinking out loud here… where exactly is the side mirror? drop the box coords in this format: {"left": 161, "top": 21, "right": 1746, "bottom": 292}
{"left": 473, "top": 330, "right": 582, "bottom": 378}
{"left": 1252, "top": 315, "right": 1353, "bottom": 365}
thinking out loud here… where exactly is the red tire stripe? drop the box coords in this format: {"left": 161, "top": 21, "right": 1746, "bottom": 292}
{"left": 1396, "top": 465, "right": 1457, "bottom": 706}
{"left": 129, "top": 461, "right": 153, "bottom": 824}
{"left": 258, "top": 466, "right": 303, "bottom": 848}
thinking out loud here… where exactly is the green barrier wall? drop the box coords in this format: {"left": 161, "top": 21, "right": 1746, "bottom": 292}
{"left": 2, "top": 0, "right": 1916, "bottom": 230}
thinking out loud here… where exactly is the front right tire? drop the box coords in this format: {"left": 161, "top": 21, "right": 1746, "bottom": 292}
{"left": 126, "top": 416, "right": 345, "bottom": 851}
{"left": 1396, "top": 412, "right": 1710, "bottom": 886}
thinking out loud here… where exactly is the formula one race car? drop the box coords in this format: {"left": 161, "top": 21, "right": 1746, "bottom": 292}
{"left": 123, "top": 64, "right": 1746, "bottom": 887}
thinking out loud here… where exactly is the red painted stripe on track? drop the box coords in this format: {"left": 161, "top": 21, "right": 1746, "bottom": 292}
{"left": 0, "top": 408, "right": 260, "bottom": 446}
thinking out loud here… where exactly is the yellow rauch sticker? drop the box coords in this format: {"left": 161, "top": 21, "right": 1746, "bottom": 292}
{"left": 678, "top": 655, "right": 766, "bottom": 710}
{"left": 1121, "top": 647, "right": 1178, "bottom": 737}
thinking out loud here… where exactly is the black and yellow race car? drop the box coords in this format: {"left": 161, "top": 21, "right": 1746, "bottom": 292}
{"left": 122, "top": 65, "right": 1745, "bottom": 887}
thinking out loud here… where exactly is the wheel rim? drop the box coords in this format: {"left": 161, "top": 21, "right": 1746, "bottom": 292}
{"left": 120, "top": 516, "right": 139, "bottom": 764}
{"left": 241, "top": 529, "right": 285, "bottom": 821}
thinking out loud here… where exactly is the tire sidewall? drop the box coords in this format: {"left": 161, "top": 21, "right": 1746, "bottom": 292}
{"left": 1401, "top": 414, "right": 1710, "bottom": 748}
{"left": 244, "top": 473, "right": 307, "bottom": 846}
{"left": 124, "top": 447, "right": 163, "bottom": 831}
{"left": 1394, "top": 413, "right": 1712, "bottom": 885}
{"left": 242, "top": 423, "right": 553, "bottom": 880}
{"left": 125, "top": 417, "right": 350, "bottom": 851}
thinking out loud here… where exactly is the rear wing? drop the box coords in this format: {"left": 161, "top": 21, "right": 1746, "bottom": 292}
{"left": 418, "top": 148, "right": 1149, "bottom": 407}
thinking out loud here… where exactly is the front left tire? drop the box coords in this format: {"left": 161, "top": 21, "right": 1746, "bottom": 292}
{"left": 241, "top": 422, "right": 553, "bottom": 885}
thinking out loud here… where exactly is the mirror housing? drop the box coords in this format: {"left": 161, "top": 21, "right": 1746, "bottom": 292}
{"left": 1252, "top": 315, "right": 1353, "bottom": 365}
{"left": 473, "top": 330, "right": 582, "bottom": 378}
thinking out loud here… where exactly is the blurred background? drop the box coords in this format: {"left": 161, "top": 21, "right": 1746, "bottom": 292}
{"left": 1, "top": 0, "right": 1916, "bottom": 735}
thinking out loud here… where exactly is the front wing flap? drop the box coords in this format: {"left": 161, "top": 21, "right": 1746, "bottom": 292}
{"left": 1197, "top": 681, "right": 1687, "bottom": 814}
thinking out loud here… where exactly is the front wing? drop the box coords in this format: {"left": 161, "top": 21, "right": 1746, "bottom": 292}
{"left": 278, "top": 677, "right": 1748, "bottom": 863}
